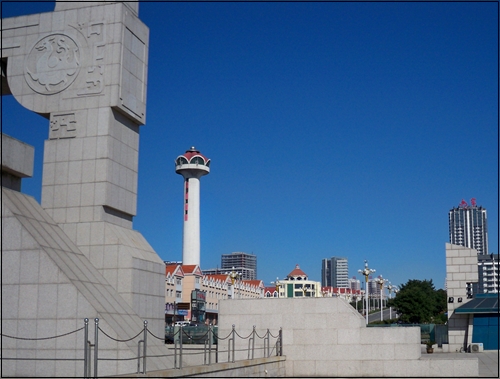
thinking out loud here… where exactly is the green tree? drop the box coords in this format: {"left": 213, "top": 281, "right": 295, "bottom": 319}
{"left": 433, "top": 289, "right": 448, "bottom": 324}
{"left": 389, "top": 279, "right": 446, "bottom": 324}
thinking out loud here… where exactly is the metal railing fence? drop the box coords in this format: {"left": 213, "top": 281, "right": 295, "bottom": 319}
{"left": 1, "top": 319, "right": 283, "bottom": 378}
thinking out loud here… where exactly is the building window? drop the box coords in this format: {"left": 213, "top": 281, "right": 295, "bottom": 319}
{"left": 190, "top": 156, "right": 205, "bottom": 165}
{"left": 176, "top": 157, "right": 189, "bottom": 165}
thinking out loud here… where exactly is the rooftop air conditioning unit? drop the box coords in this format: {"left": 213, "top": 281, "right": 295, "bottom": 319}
{"left": 469, "top": 343, "right": 484, "bottom": 353}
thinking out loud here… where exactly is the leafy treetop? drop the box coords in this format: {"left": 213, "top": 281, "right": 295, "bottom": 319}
{"left": 389, "top": 279, "right": 447, "bottom": 324}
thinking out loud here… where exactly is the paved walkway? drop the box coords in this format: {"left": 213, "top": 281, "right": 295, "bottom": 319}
{"left": 420, "top": 347, "right": 499, "bottom": 378}
{"left": 476, "top": 350, "right": 499, "bottom": 377}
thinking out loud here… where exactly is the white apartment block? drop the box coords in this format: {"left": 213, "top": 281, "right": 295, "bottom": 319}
{"left": 478, "top": 254, "right": 499, "bottom": 293}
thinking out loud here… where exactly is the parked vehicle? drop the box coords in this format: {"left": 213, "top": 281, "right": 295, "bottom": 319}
{"left": 165, "top": 324, "right": 218, "bottom": 345}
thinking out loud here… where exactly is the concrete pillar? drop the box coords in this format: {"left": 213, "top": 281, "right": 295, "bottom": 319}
{"left": 2, "top": 1, "right": 164, "bottom": 336}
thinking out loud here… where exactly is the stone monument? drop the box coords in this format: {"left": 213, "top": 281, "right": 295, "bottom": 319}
{"left": 2, "top": 2, "right": 170, "bottom": 376}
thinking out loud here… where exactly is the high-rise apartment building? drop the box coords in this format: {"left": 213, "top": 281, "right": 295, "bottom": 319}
{"left": 321, "top": 257, "right": 349, "bottom": 288}
{"left": 368, "top": 277, "right": 379, "bottom": 297}
{"left": 321, "top": 259, "right": 330, "bottom": 287}
{"left": 449, "top": 198, "right": 488, "bottom": 255}
{"left": 221, "top": 252, "right": 257, "bottom": 280}
{"left": 478, "top": 254, "right": 499, "bottom": 294}
{"left": 348, "top": 276, "right": 361, "bottom": 292}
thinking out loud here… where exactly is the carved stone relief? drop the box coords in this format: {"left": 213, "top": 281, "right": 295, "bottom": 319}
{"left": 73, "top": 22, "right": 106, "bottom": 97}
{"left": 7, "top": 3, "right": 147, "bottom": 124}
{"left": 50, "top": 112, "right": 77, "bottom": 139}
{"left": 22, "top": 20, "right": 108, "bottom": 100}
{"left": 25, "top": 33, "right": 80, "bottom": 94}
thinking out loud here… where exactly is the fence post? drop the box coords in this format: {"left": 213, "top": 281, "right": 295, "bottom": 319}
{"left": 94, "top": 318, "right": 99, "bottom": 379}
{"left": 215, "top": 325, "right": 219, "bottom": 364}
{"left": 87, "top": 341, "right": 92, "bottom": 378}
{"left": 174, "top": 332, "right": 178, "bottom": 369}
{"left": 265, "top": 329, "right": 270, "bottom": 357}
{"left": 279, "top": 327, "right": 283, "bottom": 356}
{"left": 179, "top": 325, "right": 183, "bottom": 369}
{"left": 248, "top": 325, "right": 255, "bottom": 360}
{"left": 203, "top": 325, "right": 210, "bottom": 365}
{"left": 231, "top": 324, "right": 235, "bottom": 363}
{"left": 208, "top": 324, "right": 213, "bottom": 365}
{"left": 84, "top": 318, "right": 89, "bottom": 379}
{"left": 143, "top": 320, "right": 148, "bottom": 374}
{"left": 137, "top": 341, "right": 143, "bottom": 374}
{"left": 227, "top": 324, "right": 235, "bottom": 362}
{"left": 174, "top": 325, "right": 179, "bottom": 369}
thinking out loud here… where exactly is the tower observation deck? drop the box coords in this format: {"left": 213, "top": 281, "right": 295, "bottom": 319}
{"left": 175, "top": 147, "right": 210, "bottom": 266}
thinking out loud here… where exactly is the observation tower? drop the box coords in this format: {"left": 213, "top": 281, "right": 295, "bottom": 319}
{"left": 175, "top": 147, "right": 210, "bottom": 265}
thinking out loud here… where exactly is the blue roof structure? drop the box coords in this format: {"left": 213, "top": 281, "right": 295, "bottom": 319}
{"left": 454, "top": 293, "right": 499, "bottom": 314}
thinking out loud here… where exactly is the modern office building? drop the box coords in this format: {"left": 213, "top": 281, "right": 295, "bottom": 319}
{"left": 449, "top": 198, "right": 488, "bottom": 255}
{"left": 321, "top": 257, "right": 349, "bottom": 288}
{"left": 175, "top": 147, "right": 210, "bottom": 266}
{"left": 221, "top": 252, "right": 257, "bottom": 280}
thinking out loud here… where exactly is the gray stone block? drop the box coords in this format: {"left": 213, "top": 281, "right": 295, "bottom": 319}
{"left": 1, "top": 134, "right": 34, "bottom": 179}
{"left": 394, "top": 343, "right": 421, "bottom": 360}
{"left": 338, "top": 327, "right": 360, "bottom": 344}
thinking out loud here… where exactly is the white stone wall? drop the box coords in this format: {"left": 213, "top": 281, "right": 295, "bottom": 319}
{"left": 445, "top": 243, "right": 479, "bottom": 352}
{"left": 218, "top": 297, "right": 478, "bottom": 377}
{"left": 1, "top": 133, "right": 35, "bottom": 191}
{"left": 1, "top": 134, "right": 34, "bottom": 179}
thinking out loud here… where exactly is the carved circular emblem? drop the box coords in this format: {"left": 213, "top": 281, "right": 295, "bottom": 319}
{"left": 25, "top": 33, "right": 81, "bottom": 95}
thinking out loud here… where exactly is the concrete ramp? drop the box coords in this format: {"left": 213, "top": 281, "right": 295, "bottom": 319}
{"left": 1, "top": 187, "right": 172, "bottom": 377}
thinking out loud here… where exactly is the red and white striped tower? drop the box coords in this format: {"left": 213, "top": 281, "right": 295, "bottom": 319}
{"left": 175, "top": 147, "right": 210, "bottom": 265}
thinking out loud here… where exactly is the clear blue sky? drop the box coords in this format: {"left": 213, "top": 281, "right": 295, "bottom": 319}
{"left": 2, "top": 1, "right": 498, "bottom": 290}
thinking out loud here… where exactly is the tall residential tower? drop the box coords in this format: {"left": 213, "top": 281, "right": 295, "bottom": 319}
{"left": 449, "top": 198, "right": 488, "bottom": 255}
{"left": 175, "top": 147, "right": 210, "bottom": 266}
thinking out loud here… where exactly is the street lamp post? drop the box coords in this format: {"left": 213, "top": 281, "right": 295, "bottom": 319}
{"left": 386, "top": 282, "right": 397, "bottom": 320}
{"left": 301, "top": 284, "right": 310, "bottom": 297}
{"left": 375, "top": 275, "right": 387, "bottom": 322}
{"left": 358, "top": 260, "right": 376, "bottom": 325}
{"left": 271, "top": 277, "right": 280, "bottom": 298}
{"left": 392, "top": 287, "right": 399, "bottom": 319}
{"left": 362, "top": 290, "right": 365, "bottom": 315}
{"left": 227, "top": 267, "right": 241, "bottom": 299}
